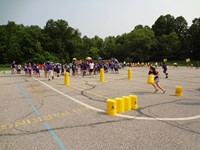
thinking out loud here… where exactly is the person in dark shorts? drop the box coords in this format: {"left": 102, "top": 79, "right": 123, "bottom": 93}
{"left": 162, "top": 62, "right": 168, "bottom": 78}
{"left": 114, "top": 62, "right": 119, "bottom": 74}
{"left": 36, "top": 64, "right": 40, "bottom": 77}
{"left": 17, "top": 64, "right": 21, "bottom": 74}
{"left": 11, "top": 61, "right": 16, "bottom": 74}
{"left": 148, "top": 66, "right": 166, "bottom": 94}
{"left": 28, "top": 63, "right": 32, "bottom": 77}
{"left": 65, "top": 63, "right": 70, "bottom": 73}
{"left": 24, "top": 63, "right": 28, "bottom": 76}
{"left": 72, "top": 62, "right": 77, "bottom": 76}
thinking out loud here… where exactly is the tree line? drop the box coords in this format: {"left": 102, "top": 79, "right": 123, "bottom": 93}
{"left": 0, "top": 14, "right": 199, "bottom": 64}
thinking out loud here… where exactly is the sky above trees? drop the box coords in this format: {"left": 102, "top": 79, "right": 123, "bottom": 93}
{"left": 1, "top": 15, "right": 200, "bottom": 64}
{"left": 0, "top": 0, "right": 200, "bottom": 38}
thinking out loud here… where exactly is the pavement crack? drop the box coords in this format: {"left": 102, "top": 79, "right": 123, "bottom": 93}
{"left": 80, "top": 81, "right": 105, "bottom": 102}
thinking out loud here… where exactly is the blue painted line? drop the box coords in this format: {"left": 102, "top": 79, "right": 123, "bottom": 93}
{"left": 13, "top": 77, "right": 67, "bottom": 150}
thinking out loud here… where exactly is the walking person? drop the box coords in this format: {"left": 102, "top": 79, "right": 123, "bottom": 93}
{"left": 162, "top": 62, "right": 168, "bottom": 78}
{"left": 24, "top": 63, "right": 28, "bottom": 76}
{"left": 81, "top": 62, "right": 87, "bottom": 77}
{"left": 65, "top": 63, "right": 70, "bottom": 73}
{"left": 148, "top": 66, "right": 166, "bottom": 94}
{"left": 17, "top": 64, "right": 21, "bottom": 74}
{"left": 89, "top": 61, "right": 94, "bottom": 76}
{"left": 44, "top": 62, "right": 48, "bottom": 78}
{"left": 114, "top": 62, "right": 119, "bottom": 74}
{"left": 35, "top": 64, "right": 40, "bottom": 77}
{"left": 11, "top": 61, "right": 16, "bottom": 74}
{"left": 28, "top": 63, "right": 32, "bottom": 77}
{"left": 61, "top": 64, "right": 65, "bottom": 75}
{"left": 46, "top": 62, "right": 54, "bottom": 81}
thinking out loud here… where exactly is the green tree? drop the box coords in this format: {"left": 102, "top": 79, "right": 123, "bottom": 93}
{"left": 125, "top": 25, "right": 157, "bottom": 61}
{"left": 189, "top": 18, "right": 200, "bottom": 60}
{"left": 88, "top": 47, "right": 99, "bottom": 60}
{"left": 174, "top": 16, "right": 189, "bottom": 58}
{"left": 152, "top": 14, "right": 176, "bottom": 36}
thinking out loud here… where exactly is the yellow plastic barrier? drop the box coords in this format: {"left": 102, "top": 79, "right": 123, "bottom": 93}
{"left": 175, "top": 86, "right": 183, "bottom": 96}
{"left": 128, "top": 69, "right": 132, "bottom": 80}
{"left": 129, "top": 95, "right": 138, "bottom": 110}
{"left": 147, "top": 74, "right": 154, "bottom": 84}
{"left": 122, "top": 96, "right": 131, "bottom": 111}
{"left": 106, "top": 99, "right": 117, "bottom": 115}
{"left": 64, "top": 72, "right": 70, "bottom": 85}
{"left": 100, "top": 68, "right": 104, "bottom": 82}
{"left": 115, "top": 98, "right": 124, "bottom": 113}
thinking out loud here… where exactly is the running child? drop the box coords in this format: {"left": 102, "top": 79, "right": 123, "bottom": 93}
{"left": 162, "top": 62, "right": 168, "bottom": 78}
{"left": 148, "top": 66, "right": 166, "bottom": 94}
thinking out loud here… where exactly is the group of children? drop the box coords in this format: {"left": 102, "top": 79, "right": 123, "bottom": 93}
{"left": 73, "top": 61, "right": 120, "bottom": 77}
{"left": 11, "top": 60, "right": 169, "bottom": 94}
{"left": 10, "top": 60, "right": 121, "bottom": 81}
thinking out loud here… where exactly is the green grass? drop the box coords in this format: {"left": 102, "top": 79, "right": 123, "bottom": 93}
{"left": 166, "top": 60, "right": 200, "bottom": 66}
{"left": 0, "top": 64, "right": 10, "bottom": 71}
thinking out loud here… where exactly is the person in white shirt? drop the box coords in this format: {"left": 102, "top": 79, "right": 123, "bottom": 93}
{"left": 17, "top": 64, "right": 21, "bottom": 74}
{"left": 89, "top": 61, "right": 94, "bottom": 75}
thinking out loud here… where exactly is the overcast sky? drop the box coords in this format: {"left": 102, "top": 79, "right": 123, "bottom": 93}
{"left": 0, "top": 0, "right": 200, "bottom": 38}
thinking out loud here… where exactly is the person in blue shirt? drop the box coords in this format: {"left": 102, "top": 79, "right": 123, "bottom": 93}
{"left": 162, "top": 62, "right": 168, "bottom": 78}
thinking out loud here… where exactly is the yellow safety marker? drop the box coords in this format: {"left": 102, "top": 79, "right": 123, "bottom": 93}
{"left": 175, "top": 86, "right": 183, "bottom": 96}
{"left": 100, "top": 68, "right": 104, "bottom": 82}
{"left": 122, "top": 96, "right": 131, "bottom": 111}
{"left": 115, "top": 98, "right": 124, "bottom": 113}
{"left": 128, "top": 69, "right": 132, "bottom": 80}
{"left": 129, "top": 95, "right": 138, "bottom": 110}
{"left": 64, "top": 72, "right": 70, "bottom": 85}
{"left": 147, "top": 74, "right": 154, "bottom": 84}
{"left": 106, "top": 99, "right": 117, "bottom": 115}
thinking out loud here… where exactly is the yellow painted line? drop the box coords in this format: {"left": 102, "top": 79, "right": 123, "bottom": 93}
{"left": 70, "top": 85, "right": 108, "bottom": 99}
{"left": 53, "top": 80, "right": 108, "bottom": 99}
{"left": 27, "top": 84, "right": 46, "bottom": 94}
{"left": 0, "top": 107, "right": 89, "bottom": 131}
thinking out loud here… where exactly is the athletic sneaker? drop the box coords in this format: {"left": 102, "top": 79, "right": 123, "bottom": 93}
{"left": 154, "top": 89, "right": 158, "bottom": 93}
{"left": 163, "top": 90, "right": 166, "bottom": 94}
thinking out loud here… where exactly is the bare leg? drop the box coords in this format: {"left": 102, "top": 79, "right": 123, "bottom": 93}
{"left": 156, "top": 82, "right": 166, "bottom": 93}
{"left": 152, "top": 84, "right": 158, "bottom": 92}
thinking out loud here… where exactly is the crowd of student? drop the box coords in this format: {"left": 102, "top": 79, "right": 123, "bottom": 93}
{"left": 10, "top": 60, "right": 121, "bottom": 81}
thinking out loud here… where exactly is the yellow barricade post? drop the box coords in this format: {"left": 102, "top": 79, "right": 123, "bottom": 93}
{"left": 64, "top": 72, "right": 70, "bottom": 86}
{"left": 100, "top": 68, "right": 104, "bottom": 82}
{"left": 115, "top": 98, "right": 124, "bottom": 113}
{"left": 128, "top": 69, "right": 132, "bottom": 80}
{"left": 175, "top": 86, "right": 183, "bottom": 96}
{"left": 106, "top": 99, "right": 117, "bottom": 115}
{"left": 122, "top": 96, "right": 131, "bottom": 111}
{"left": 147, "top": 74, "right": 154, "bottom": 84}
{"left": 129, "top": 95, "right": 138, "bottom": 110}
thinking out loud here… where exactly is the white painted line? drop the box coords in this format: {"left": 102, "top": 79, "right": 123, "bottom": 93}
{"left": 33, "top": 77, "right": 200, "bottom": 121}
{"left": 33, "top": 77, "right": 104, "bottom": 113}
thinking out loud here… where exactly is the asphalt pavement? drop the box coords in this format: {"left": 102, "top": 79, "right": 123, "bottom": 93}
{"left": 0, "top": 67, "right": 200, "bottom": 150}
